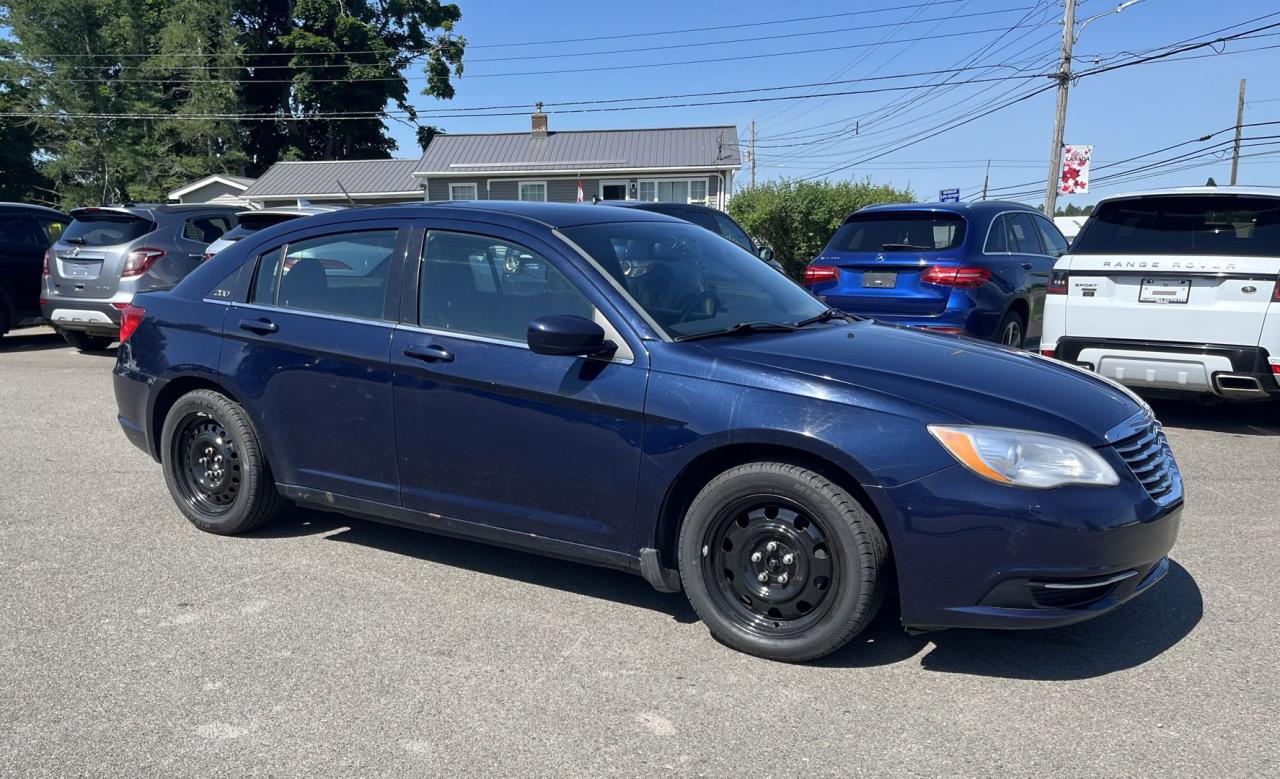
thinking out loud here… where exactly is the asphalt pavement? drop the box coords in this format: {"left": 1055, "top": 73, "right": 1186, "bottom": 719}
{"left": 1, "top": 327, "right": 1277, "bottom": 776}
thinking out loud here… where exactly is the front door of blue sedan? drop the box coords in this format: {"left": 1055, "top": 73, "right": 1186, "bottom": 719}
{"left": 220, "top": 222, "right": 407, "bottom": 505}
{"left": 390, "top": 221, "right": 649, "bottom": 553}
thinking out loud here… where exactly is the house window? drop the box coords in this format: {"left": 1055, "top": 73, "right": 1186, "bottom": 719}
{"left": 637, "top": 178, "right": 709, "bottom": 205}
{"left": 518, "top": 181, "right": 547, "bottom": 202}
{"left": 449, "top": 183, "right": 478, "bottom": 201}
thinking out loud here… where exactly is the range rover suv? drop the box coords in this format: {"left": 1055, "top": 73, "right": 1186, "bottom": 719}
{"left": 1042, "top": 187, "right": 1280, "bottom": 401}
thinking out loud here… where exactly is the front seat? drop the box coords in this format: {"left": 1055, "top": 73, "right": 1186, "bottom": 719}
{"left": 279, "top": 258, "right": 330, "bottom": 311}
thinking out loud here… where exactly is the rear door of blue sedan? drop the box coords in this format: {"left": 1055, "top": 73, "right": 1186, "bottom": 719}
{"left": 389, "top": 218, "right": 649, "bottom": 553}
{"left": 220, "top": 219, "right": 408, "bottom": 505}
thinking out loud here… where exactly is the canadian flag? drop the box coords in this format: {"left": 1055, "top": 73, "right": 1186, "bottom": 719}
{"left": 577, "top": 175, "right": 584, "bottom": 203}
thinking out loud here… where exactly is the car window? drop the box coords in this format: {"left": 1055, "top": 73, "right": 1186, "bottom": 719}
{"left": 39, "top": 220, "right": 67, "bottom": 245}
{"left": 1034, "top": 216, "right": 1070, "bottom": 257}
{"left": 1007, "top": 213, "right": 1044, "bottom": 254}
{"left": 713, "top": 212, "right": 756, "bottom": 252}
{"left": 680, "top": 208, "right": 720, "bottom": 233}
{"left": 183, "top": 215, "right": 233, "bottom": 243}
{"left": 828, "top": 212, "right": 966, "bottom": 253}
{"left": 0, "top": 217, "right": 38, "bottom": 246}
{"left": 1072, "top": 195, "right": 1280, "bottom": 256}
{"left": 63, "top": 214, "right": 154, "bottom": 246}
{"left": 419, "top": 231, "right": 595, "bottom": 342}
{"left": 984, "top": 216, "right": 1010, "bottom": 253}
{"left": 250, "top": 229, "right": 397, "bottom": 320}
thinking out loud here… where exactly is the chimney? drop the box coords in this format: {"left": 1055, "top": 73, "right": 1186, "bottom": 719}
{"left": 531, "top": 102, "right": 548, "bottom": 138}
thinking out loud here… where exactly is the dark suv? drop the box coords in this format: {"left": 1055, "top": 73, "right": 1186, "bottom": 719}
{"left": 606, "top": 201, "right": 782, "bottom": 271}
{"left": 0, "top": 203, "right": 69, "bottom": 339}
{"left": 42, "top": 204, "right": 239, "bottom": 351}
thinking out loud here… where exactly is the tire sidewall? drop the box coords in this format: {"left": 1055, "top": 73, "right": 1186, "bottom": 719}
{"left": 160, "top": 391, "right": 262, "bottom": 534}
{"left": 678, "top": 467, "right": 876, "bottom": 661}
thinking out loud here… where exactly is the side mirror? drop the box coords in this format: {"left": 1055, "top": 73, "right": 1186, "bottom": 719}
{"left": 527, "top": 315, "right": 615, "bottom": 358}
{"left": 757, "top": 246, "right": 775, "bottom": 262}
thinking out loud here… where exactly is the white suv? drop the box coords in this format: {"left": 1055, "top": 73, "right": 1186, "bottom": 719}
{"left": 1042, "top": 186, "right": 1280, "bottom": 401}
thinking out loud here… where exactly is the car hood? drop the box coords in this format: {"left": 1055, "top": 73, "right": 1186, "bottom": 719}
{"left": 691, "top": 321, "right": 1144, "bottom": 446}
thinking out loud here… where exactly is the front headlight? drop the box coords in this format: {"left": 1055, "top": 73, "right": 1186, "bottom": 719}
{"left": 928, "top": 425, "right": 1120, "bottom": 489}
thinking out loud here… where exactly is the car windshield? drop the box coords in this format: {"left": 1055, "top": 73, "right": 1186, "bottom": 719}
{"left": 560, "top": 221, "right": 828, "bottom": 340}
{"left": 1073, "top": 195, "right": 1280, "bottom": 257}
{"left": 63, "top": 213, "right": 154, "bottom": 246}
{"left": 828, "top": 211, "right": 966, "bottom": 252}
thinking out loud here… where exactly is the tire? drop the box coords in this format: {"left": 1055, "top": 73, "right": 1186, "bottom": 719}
{"left": 677, "top": 462, "right": 888, "bottom": 662}
{"left": 160, "top": 389, "right": 283, "bottom": 535}
{"left": 996, "top": 309, "right": 1026, "bottom": 348}
{"left": 59, "top": 328, "right": 114, "bottom": 352}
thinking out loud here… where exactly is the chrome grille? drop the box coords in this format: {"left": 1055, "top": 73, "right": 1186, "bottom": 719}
{"left": 1112, "top": 421, "right": 1181, "bottom": 503}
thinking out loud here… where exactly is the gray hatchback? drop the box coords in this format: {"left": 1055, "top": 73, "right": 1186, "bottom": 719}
{"left": 42, "top": 204, "right": 238, "bottom": 351}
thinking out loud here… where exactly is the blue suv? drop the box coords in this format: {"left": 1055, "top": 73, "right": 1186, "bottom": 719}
{"left": 113, "top": 202, "right": 1180, "bottom": 662}
{"left": 804, "top": 201, "right": 1070, "bottom": 348}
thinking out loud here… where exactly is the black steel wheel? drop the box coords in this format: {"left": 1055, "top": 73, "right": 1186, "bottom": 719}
{"left": 160, "top": 389, "right": 283, "bottom": 534}
{"left": 678, "top": 462, "right": 888, "bottom": 662}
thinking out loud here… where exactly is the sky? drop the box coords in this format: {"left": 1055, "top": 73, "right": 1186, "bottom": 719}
{"left": 383, "top": 0, "right": 1280, "bottom": 208}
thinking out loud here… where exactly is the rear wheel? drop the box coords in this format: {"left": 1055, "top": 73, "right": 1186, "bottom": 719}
{"left": 996, "top": 309, "right": 1026, "bottom": 348}
{"left": 678, "top": 462, "right": 888, "bottom": 662}
{"left": 58, "top": 328, "right": 114, "bottom": 352}
{"left": 161, "top": 389, "right": 283, "bottom": 534}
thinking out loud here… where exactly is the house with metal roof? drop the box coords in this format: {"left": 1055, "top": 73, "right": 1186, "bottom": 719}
{"left": 167, "top": 174, "right": 257, "bottom": 205}
{"left": 239, "top": 158, "right": 424, "bottom": 208}
{"left": 414, "top": 110, "right": 741, "bottom": 209}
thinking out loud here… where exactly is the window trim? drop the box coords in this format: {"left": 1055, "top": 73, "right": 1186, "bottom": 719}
{"left": 635, "top": 176, "right": 711, "bottom": 205}
{"left": 448, "top": 182, "right": 479, "bottom": 201}
{"left": 517, "top": 180, "right": 548, "bottom": 202}
{"left": 981, "top": 210, "right": 1059, "bottom": 258}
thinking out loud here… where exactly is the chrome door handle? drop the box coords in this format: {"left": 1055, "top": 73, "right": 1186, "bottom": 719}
{"left": 403, "top": 344, "right": 454, "bottom": 363}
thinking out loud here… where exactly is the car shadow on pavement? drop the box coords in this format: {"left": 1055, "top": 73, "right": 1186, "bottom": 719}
{"left": 252, "top": 505, "right": 700, "bottom": 623}
{"left": 0, "top": 332, "right": 71, "bottom": 353}
{"left": 819, "top": 560, "right": 1202, "bottom": 679}
{"left": 1150, "top": 398, "right": 1280, "bottom": 435}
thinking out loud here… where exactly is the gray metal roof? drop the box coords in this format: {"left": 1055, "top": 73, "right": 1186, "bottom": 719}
{"left": 241, "top": 158, "right": 421, "bottom": 198}
{"left": 415, "top": 126, "right": 741, "bottom": 175}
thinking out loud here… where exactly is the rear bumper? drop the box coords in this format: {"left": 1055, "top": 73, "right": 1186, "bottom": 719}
{"left": 41, "top": 297, "right": 123, "bottom": 336}
{"left": 113, "top": 358, "right": 156, "bottom": 459}
{"left": 1049, "top": 337, "right": 1278, "bottom": 398}
{"left": 821, "top": 293, "right": 1000, "bottom": 338}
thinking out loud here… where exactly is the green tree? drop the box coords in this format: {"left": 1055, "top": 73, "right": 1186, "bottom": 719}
{"left": 1055, "top": 202, "right": 1093, "bottom": 217}
{"left": 0, "top": 39, "right": 47, "bottom": 203}
{"left": 729, "top": 178, "right": 915, "bottom": 280}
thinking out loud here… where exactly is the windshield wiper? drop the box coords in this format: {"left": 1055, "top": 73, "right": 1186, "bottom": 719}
{"left": 675, "top": 321, "right": 798, "bottom": 342}
{"left": 881, "top": 242, "right": 934, "bottom": 250}
{"left": 64, "top": 237, "right": 85, "bottom": 245}
{"left": 794, "top": 308, "right": 856, "bottom": 328}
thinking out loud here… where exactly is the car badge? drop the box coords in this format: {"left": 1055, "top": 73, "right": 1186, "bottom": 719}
{"left": 1242, "top": 285, "right": 1257, "bottom": 294}
{"left": 71, "top": 246, "right": 80, "bottom": 257}
{"left": 875, "top": 253, "right": 886, "bottom": 262}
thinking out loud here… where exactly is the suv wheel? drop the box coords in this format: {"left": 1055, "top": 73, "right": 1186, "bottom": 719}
{"left": 160, "top": 389, "right": 283, "bottom": 535}
{"left": 997, "top": 310, "right": 1026, "bottom": 348}
{"left": 58, "top": 329, "right": 114, "bottom": 352}
{"left": 677, "top": 462, "right": 888, "bottom": 662}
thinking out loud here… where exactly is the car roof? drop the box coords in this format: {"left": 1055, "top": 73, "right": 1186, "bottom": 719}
{"left": 283, "top": 200, "right": 686, "bottom": 232}
{"left": 853, "top": 200, "right": 1038, "bottom": 218}
{"left": 604, "top": 201, "right": 720, "bottom": 214}
{"left": 0, "top": 202, "right": 69, "bottom": 219}
{"left": 1092, "top": 185, "right": 1280, "bottom": 205}
{"left": 69, "top": 203, "right": 241, "bottom": 221}
{"left": 235, "top": 206, "right": 345, "bottom": 218}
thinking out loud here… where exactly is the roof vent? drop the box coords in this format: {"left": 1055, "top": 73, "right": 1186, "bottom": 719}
{"left": 532, "top": 102, "right": 548, "bottom": 139}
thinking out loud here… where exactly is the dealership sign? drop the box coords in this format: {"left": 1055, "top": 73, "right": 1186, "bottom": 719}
{"left": 1059, "top": 145, "right": 1092, "bottom": 194}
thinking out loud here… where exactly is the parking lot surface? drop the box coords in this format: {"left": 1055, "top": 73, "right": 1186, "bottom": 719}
{"left": 1, "top": 328, "right": 1277, "bottom": 776}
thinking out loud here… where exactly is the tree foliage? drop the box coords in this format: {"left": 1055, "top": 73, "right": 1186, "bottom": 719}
{"left": 1054, "top": 202, "right": 1094, "bottom": 217}
{"left": 728, "top": 178, "right": 916, "bottom": 279}
{"left": 0, "top": 0, "right": 464, "bottom": 207}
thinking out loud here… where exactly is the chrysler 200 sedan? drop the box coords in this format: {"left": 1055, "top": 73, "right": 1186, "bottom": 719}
{"left": 113, "top": 202, "right": 1183, "bottom": 662}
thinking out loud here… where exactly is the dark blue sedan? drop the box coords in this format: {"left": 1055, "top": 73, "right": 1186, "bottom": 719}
{"left": 113, "top": 202, "right": 1181, "bottom": 662}
{"left": 803, "top": 201, "right": 1070, "bottom": 348}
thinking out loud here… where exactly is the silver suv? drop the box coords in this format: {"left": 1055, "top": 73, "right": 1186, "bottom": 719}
{"left": 42, "top": 204, "right": 238, "bottom": 351}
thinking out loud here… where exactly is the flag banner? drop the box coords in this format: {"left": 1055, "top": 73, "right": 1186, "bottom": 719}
{"left": 1059, "top": 145, "right": 1092, "bottom": 194}
{"left": 577, "top": 175, "right": 584, "bottom": 203}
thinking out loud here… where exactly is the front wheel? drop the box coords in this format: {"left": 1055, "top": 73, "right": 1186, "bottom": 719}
{"left": 160, "top": 389, "right": 283, "bottom": 534}
{"left": 678, "top": 462, "right": 888, "bottom": 662}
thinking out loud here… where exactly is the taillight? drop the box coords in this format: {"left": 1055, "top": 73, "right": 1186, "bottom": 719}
{"left": 1272, "top": 279, "right": 1280, "bottom": 302}
{"left": 122, "top": 247, "right": 165, "bottom": 277}
{"left": 201, "top": 252, "right": 213, "bottom": 262}
{"left": 42, "top": 248, "right": 51, "bottom": 277}
{"left": 119, "top": 305, "right": 145, "bottom": 343}
{"left": 921, "top": 266, "right": 991, "bottom": 288}
{"left": 803, "top": 264, "right": 839, "bottom": 286}
{"left": 1048, "top": 270, "right": 1070, "bottom": 295}
{"left": 1040, "top": 349, "right": 1056, "bottom": 358}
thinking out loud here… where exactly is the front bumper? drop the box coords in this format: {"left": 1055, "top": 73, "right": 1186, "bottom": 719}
{"left": 1049, "top": 337, "right": 1278, "bottom": 398}
{"left": 883, "top": 461, "right": 1183, "bottom": 632}
{"left": 41, "top": 296, "right": 124, "bottom": 336}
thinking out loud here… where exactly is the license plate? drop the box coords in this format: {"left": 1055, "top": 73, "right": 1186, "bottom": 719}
{"left": 862, "top": 271, "right": 898, "bottom": 289}
{"left": 64, "top": 262, "right": 96, "bottom": 279}
{"left": 1138, "top": 277, "right": 1191, "bottom": 304}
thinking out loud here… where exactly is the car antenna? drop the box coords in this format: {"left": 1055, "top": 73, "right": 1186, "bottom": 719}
{"left": 335, "top": 179, "right": 358, "bottom": 207}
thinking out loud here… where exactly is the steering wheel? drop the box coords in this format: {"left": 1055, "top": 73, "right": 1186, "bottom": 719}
{"left": 676, "top": 288, "right": 722, "bottom": 323}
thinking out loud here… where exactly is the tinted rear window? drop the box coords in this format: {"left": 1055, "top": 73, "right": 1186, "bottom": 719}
{"left": 63, "top": 214, "right": 154, "bottom": 247}
{"left": 1074, "top": 195, "right": 1280, "bottom": 257}
{"left": 828, "top": 212, "right": 966, "bottom": 253}
{"left": 237, "top": 213, "right": 302, "bottom": 232}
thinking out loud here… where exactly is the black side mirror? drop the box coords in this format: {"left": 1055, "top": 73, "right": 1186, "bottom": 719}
{"left": 527, "top": 314, "right": 615, "bottom": 358}
{"left": 757, "top": 246, "right": 775, "bottom": 262}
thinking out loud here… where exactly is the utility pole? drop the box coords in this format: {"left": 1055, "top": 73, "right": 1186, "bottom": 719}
{"left": 982, "top": 159, "right": 991, "bottom": 201}
{"left": 1231, "top": 78, "right": 1247, "bottom": 185}
{"left": 750, "top": 120, "right": 757, "bottom": 188}
{"left": 1043, "top": 0, "right": 1077, "bottom": 217}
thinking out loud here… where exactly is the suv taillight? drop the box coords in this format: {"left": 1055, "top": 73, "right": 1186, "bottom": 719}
{"left": 803, "top": 264, "right": 839, "bottom": 286}
{"left": 921, "top": 266, "right": 991, "bottom": 288}
{"left": 1273, "top": 278, "right": 1280, "bottom": 302}
{"left": 43, "top": 248, "right": 51, "bottom": 277}
{"left": 1048, "top": 270, "right": 1070, "bottom": 295}
{"left": 122, "top": 247, "right": 165, "bottom": 277}
{"left": 119, "top": 305, "right": 145, "bottom": 343}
